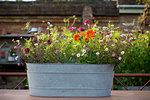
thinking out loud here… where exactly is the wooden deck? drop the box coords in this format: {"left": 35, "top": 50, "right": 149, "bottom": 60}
{"left": 0, "top": 90, "right": 150, "bottom": 100}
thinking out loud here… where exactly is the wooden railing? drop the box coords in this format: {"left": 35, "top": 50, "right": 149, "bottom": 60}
{"left": 0, "top": 73, "right": 150, "bottom": 90}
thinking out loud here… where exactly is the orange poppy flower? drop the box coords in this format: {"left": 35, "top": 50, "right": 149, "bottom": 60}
{"left": 74, "top": 34, "right": 80, "bottom": 41}
{"left": 85, "top": 37, "right": 89, "bottom": 42}
{"left": 79, "top": 32, "right": 86, "bottom": 37}
{"left": 86, "top": 29, "right": 95, "bottom": 38}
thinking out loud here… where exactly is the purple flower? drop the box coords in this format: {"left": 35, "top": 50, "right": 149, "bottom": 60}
{"left": 38, "top": 39, "right": 43, "bottom": 43}
{"left": 72, "top": 49, "right": 75, "bottom": 52}
{"left": 56, "top": 50, "right": 58, "bottom": 54}
{"left": 25, "top": 48, "right": 30, "bottom": 54}
{"left": 86, "top": 44, "right": 89, "bottom": 47}
{"left": 109, "top": 40, "right": 113, "bottom": 42}
{"left": 49, "top": 34, "right": 52, "bottom": 36}
{"left": 32, "top": 37, "right": 37, "bottom": 42}
{"left": 121, "top": 37, "right": 125, "bottom": 40}
{"left": 69, "top": 41, "right": 72, "bottom": 44}
{"left": 17, "top": 45, "right": 22, "bottom": 52}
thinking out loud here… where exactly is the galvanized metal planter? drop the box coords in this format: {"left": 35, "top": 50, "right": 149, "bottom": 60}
{"left": 26, "top": 63, "right": 114, "bottom": 97}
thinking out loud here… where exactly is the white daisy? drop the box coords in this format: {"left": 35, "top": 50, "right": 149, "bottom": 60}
{"left": 122, "top": 41, "right": 126, "bottom": 44}
{"left": 82, "top": 53, "right": 84, "bottom": 56}
{"left": 96, "top": 52, "right": 100, "bottom": 55}
{"left": 50, "top": 24, "right": 53, "bottom": 27}
{"left": 47, "top": 27, "right": 50, "bottom": 30}
{"left": 34, "top": 43, "right": 38, "bottom": 46}
{"left": 111, "top": 24, "right": 114, "bottom": 27}
{"left": 34, "top": 33, "right": 38, "bottom": 35}
{"left": 14, "top": 46, "right": 17, "bottom": 49}
{"left": 73, "top": 45, "right": 77, "bottom": 47}
{"left": 118, "top": 57, "right": 122, "bottom": 60}
{"left": 105, "top": 48, "right": 108, "bottom": 51}
{"left": 106, "top": 35, "right": 109, "bottom": 38}
{"left": 16, "top": 40, "right": 20, "bottom": 43}
{"left": 100, "top": 40, "right": 103, "bottom": 43}
{"left": 82, "top": 49, "right": 86, "bottom": 53}
{"left": 12, "top": 53, "right": 16, "bottom": 56}
{"left": 130, "top": 37, "right": 133, "bottom": 40}
{"left": 77, "top": 53, "right": 80, "bottom": 57}
{"left": 121, "top": 51, "right": 125, "bottom": 55}
{"left": 111, "top": 44, "right": 115, "bottom": 47}
{"left": 47, "top": 22, "right": 50, "bottom": 25}
{"left": 15, "top": 56, "right": 18, "bottom": 60}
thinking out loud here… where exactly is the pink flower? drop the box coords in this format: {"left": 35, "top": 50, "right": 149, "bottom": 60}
{"left": 112, "top": 52, "right": 115, "bottom": 57}
{"left": 25, "top": 48, "right": 30, "bottom": 54}
{"left": 47, "top": 39, "right": 52, "bottom": 45}
{"left": 17, "top": 63, "right": 21, "bottom": 66}
{"left": 86, "top": 47, "right": 90, "bottom": 51}
{"left": 78, "top": 27, "right": 85, "bottom": 31}
{"left": 91, "top": 24, "right": 94, "bottom": 26}
{"left": 69, "top": 27, "right": 76, "bottom": 31}
{"left": 105, "top": 33, "right": 107, "bottom": 36}
{"left": 84, "top": 19, "right": 90, "bottom": 25}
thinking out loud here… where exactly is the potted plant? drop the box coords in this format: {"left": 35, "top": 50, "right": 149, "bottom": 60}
{"left": 14, "top": 16, "right": 149, "bottom": 97}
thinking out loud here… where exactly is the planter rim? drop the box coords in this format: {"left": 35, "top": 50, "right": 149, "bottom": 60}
{"left": 26, "top": 63, "right": 113, "bottom": 66}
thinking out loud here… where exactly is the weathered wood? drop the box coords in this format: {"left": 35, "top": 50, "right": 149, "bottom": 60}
{"left": 0, "top": 90, "right": 150, "bottom": 100}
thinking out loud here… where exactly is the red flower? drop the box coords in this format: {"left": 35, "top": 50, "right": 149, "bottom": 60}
{"left": 86, "top": 29, "right": 95, "bottom": 38}
{"left": 47, "top": 39, "right": 52, "bottom": 45}
{"left": 74, "top": 34, "right": 80, "bottom": 41}
{"left": 85, "top": 37, "right": 89, "bottom": 42}
{"left": 25, "top": 48, "right": 30, "bottom": 54}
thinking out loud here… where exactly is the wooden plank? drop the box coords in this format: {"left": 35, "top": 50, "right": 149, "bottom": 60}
{"left": 0, "top": 90, "right": 149, "bottom": 100}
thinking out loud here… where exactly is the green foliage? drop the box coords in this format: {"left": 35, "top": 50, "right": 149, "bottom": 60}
{"left": 114, "top": 37, "right": 150, "bottom": 89}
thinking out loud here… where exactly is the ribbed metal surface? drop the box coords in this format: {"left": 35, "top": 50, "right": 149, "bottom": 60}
{"left": 27, "top": 63, "right": 114, "bottom": 97}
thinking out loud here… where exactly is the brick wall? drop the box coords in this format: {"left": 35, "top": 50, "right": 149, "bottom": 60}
{"left": 0, "top": 1, "right": 149, "bottom": 35}
{"left": 0, "top": 1, "right": 118, "bottom": 34}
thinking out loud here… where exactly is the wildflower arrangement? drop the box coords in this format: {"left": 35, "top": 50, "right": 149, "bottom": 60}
{"left": 14, "top": 16, "right": 149, "bottom": 66}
